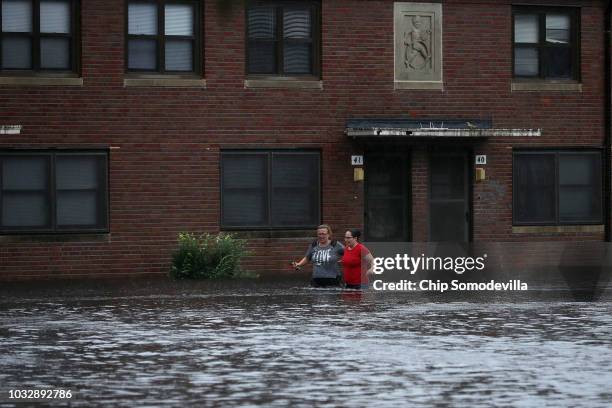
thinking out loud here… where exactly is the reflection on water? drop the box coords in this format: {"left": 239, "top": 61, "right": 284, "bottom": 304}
{"left": 1, "top": 279, "right": 612, "bottom": 407}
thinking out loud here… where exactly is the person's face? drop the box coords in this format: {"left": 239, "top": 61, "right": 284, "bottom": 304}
{"left": 317, "top": 228, "right": 330, "bottom": 242}
{"left": 344, "top": 231, "right": 356, "bottom": 246}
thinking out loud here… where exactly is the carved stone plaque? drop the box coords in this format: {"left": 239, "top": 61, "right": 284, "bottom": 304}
{"left": 394, "top": 3, "right": 442, "bottom": 89}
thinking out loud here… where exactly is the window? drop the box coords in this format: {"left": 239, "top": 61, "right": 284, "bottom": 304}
{"left": 0, "top": 151, "right": 108, "bottom": 233}
{"left": 513, "top": 151, "right": 602, "bottom": 225}
{"left": 246, "top": 0, "right": 320, "bottom": 77}
{"left": 127, "top": 0, "right": 200, "bottom": 73}
{"left": 221, "top": 151, "right": 320, "bottom": 228}
{"left": 1, "top": 0, "right": 78, "bottom": 72}
{"left": 513, "top": 7, "right": 579, "bottom": 80}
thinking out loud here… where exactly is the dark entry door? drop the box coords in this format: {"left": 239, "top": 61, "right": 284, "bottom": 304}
{"left": 365, "top": 153, "right": 411, "bottom": 241}
{"left": 429, "top": 151, "right": 470, "bottom": 241}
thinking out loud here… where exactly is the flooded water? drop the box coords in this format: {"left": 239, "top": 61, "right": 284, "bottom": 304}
{"left": 1, "top": 278, "right": 612, "bottom": 407}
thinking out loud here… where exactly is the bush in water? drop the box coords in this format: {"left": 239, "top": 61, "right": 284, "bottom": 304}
{"left": 170, "top": 232, "right": 252, "bottom": 279}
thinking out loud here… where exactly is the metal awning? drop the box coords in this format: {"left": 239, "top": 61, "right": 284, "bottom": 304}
{"left": 345, "top": 119, "right": 541, "bottom": 138}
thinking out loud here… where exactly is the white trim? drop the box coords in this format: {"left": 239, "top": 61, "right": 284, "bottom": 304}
{"left": 0, "top": 125, "right": 22, "bottom": 135}
{"left": 345, "top": 128, "right": 541, "bottom": 138}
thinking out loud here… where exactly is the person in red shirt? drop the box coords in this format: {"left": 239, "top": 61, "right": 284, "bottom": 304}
{"left": 342, "top": 229, "right": 374, "bottom": 289}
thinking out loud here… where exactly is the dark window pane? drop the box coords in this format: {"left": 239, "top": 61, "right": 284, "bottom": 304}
{"left": 283, "top": 8, "right": 310, "bottom": 38}
{"left": 559, "top": 154, "right": 595, "bottom": 185}
{"left": 40, "top": 0, "right": 70, "bottom": 34}
{"left": 222, "top": 154, "right": 267, "bottom": 226}
{"left": 2, "top": 192, "right": 49, "bottom": 226}
{"left": 165, "top": 3, "right": 193, "bottom": 36}
{"left": 40, "top": 37, "right": 70, "bottom": 69}
{"left": 2, "top": 156, "right": 47, "bottom": 190}
{"left": 559, "top": 187, "right": 599, "bottom": 221}
{"left": 271, "top": 154, "right": 319, "bottom": 226}
{"left": 283, "top": 42, "right": 311, "bottom": 74}
{"left": 366, "top": 198, "right": 405, "bottom": 241}
{"left": 559, "top": 154, "right": 601, "bottom": 222}
{"left": 223, "top": 155, "right": 266, "bottom": 189}
{"left": 543, "top": 47, "right": 571, "bottom": 79}
{"left": 248, "top": 41, "right": 275, "bottom": 73}
{"left": 128, "top": 2, "right": 157, "bottom": 35}
{"left": 56, "top": 156, "right": 98, "bottom": 189}
{"left": 366, "top": 156, "right": 405, "bottom": 196}
{"left": 430, "top": 202, "right": 466, "bottom": 242}
{"left": 2, "top": 0, "right": 33, "bottom": 32}
{"left": 248, "top": 7, "right": 275, "bottom": 39}
{"left": 57, "top": 191, "right": 97, "bottom": 226}
{"left": 128, "top": 38, "right": 156, "bottom": 70}
{"left": 514, "top": 46, "right": 538, "bottom": 76}
{"left": 165, "top": 39, "right": 192, "bottom": 71}
{"left": 2, "top": 37, "right": 32, "bottom": 68}
{"left": 431, "top": 155, "right": 465, "bottom": 200}
{"left": 514, "top": 154, "right": 556, "bottom": 223}
{"left": 223, "top": 191, "right": 267, "bottom": 225}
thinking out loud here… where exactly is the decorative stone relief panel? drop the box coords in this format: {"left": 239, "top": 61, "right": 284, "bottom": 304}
{"left": 394, "top": 2, "right": 442, "bottom": 89}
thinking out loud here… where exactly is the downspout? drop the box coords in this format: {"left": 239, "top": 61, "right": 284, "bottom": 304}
{"left": 605, "top": 0, "right": 611, "bottom": 241}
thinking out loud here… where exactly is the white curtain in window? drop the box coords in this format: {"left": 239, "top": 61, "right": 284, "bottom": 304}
{"left": 546, "top": 14, "right": 570, "bottom": 44}
{"left": 165, "top": 40, "right": 192, "bottom": 71}
{"left": 283, "top": 9, "right": 310, "bottom": 38}
{"left": 165, "top": 3, "right": 192, "bottom": 36}
{"left": 514, "top": 48, "right": 538, "bottom": 76}
{"left": 128, "top": 2, "right": 157, "bottom": 35}
{"left": 514, "top": 14, "right": 538, "bottom": 43}
{"left": 2, "top": 0, "right": 33, "bottom": 32}
{"left": 248, "top": 7, "right": 275, "bottom": 39}
{"left": 40, "top": 0, "right": 70, "bottom": 33}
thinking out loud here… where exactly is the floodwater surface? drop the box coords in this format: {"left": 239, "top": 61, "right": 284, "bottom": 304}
{"left": 1, "top": 278, "right": 611, "bottom": 407}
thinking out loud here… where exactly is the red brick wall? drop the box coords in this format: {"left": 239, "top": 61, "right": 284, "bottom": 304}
{"left": 0, "top": 0, "right": 609, "bottom": 280}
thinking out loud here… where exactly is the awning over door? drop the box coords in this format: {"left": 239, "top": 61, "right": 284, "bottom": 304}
{"left": 345, "top": 119, "right": 541, "bottom": 138}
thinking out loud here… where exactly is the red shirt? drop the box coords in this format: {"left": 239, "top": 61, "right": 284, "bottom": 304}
{"left": 342, "top": 243, "right": 370, "bottom": 285}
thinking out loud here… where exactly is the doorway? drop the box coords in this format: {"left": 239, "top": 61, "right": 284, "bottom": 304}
{"left": 429, "top": 151, "right": 470, "bottom": 242}
{"left": 365, "top": 152, "right": 411, "bottom": 241}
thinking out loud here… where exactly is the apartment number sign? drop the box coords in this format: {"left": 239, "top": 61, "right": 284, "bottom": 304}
{"left": 475, "top": 155, "right": 487, "bottom": 165}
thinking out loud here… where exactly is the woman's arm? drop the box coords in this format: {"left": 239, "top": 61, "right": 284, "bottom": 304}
{"left": 364, "top": 253, "right": 375, "bottom": 276}
{"left": 292, "top": 257, "right": 308, "bottom": 270}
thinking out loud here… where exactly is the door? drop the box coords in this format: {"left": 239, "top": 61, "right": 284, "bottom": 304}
{"left": 429, "top": 151, "right": 470, "bottom": 241}
{"left": 365, "top": 152, "right": 411, "bottom": 241}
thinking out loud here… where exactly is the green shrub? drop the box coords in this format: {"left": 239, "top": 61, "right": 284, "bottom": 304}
{"left": 170, "top": 232, "right": 252, "bottom": 279}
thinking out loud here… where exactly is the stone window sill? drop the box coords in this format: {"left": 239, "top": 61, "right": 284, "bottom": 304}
{"left": 511, "top": 81, "right": 582, "bottom": 92}
{"left": 222, "top": 229, "right": 316, "bottom": 239}
{"left": 244, "top": 79, "right": 323, "bottom": 90}
{"left": 0, "top": 233, "right": 111, "bottom": 243}
{"left": 0, "top": 76, "right": 83, "bottom": 86}
{"left": 124, "top": 76, "right": 206, "bottom": 88}
{"left": 394, "top": 80, "right": 444, "bottom": 90}
{"left": 512, "top": 225, "right": 603, "bottom": 234}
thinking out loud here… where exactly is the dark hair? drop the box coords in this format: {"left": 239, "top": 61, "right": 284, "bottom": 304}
{"left": 348, "top": 229, "right": 361, "bottom": 240}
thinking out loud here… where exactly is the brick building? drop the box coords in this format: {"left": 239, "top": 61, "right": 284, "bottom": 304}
{"left": 0, "top": 0, "right": 610, "bottom": 280}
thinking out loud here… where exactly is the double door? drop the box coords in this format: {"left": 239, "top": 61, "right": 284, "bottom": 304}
{"left": 364, "top": 150, "right": 470, "bottom": 242}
